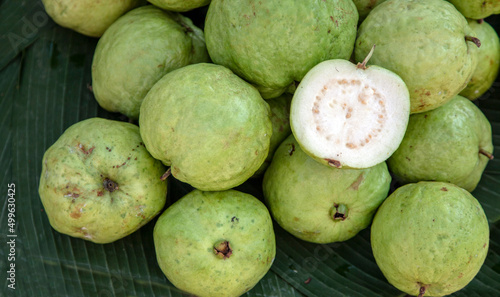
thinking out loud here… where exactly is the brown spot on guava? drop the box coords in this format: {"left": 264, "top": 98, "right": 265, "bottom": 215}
{"left": 406, "top": 156, "right": 411, "bottom": 161}
{"left": 349, "top": 173, "right": 364, "bottom": 190}
{"left": 103, "top": 178, "right": 119, "bottom": 192}
{"left": 326, "top": 159, "right": 341, "bottom": 168}
{"left": 440, "top": 187, "right": 448, "bottom": 191}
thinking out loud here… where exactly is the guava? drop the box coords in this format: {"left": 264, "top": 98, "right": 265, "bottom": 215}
{"left": 38, "top": 118, "right": 168, "bottom": 244}
{"left": 139, "top": 63, "right": 272, "bottom": 191}
{"left": 252, "top": 93, "right": 292, "bottom": 177}
{"left": 262, "top": 134, "right": 391, "bottom": 244}
{"left": 41, "top": 0, "right": 145, "bottom": 37}
{"left": 153, "top": 189, "right": 275, "bottom": 297}
{"left": 371, "top": 181, "right": 490, "bottom": 296}
{"left": 447, "top": 0, "right": 500, "bottom": 20}
{"left": 460, "top": 19, "right": 500, "bottom": 100}
{"left": 352, "top": 0, "right": 387, "bottom": 22}
{"left": 148, "top": 0, "right": 211, "bottom": 12}
{"left": 205, "top": 0, "right": 359, "bottom": 99}
{"left": 290, "top": 48, "right": 410, "bottom": 169}
{"left": 355, "top": 0, "right": 479, "bottom": 113}
{"left": 387, "top": 95, "right": 494, "bottom": 192}
{"left": 91, "top": 5, "right": 209, "bottom": 120}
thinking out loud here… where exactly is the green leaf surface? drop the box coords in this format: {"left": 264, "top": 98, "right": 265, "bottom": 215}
{"left": 0, "top": 4, "right": 499, "bottom": 297}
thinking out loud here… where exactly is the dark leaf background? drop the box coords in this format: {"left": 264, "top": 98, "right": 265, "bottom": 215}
{"left": 1, "top": 1, "right": 499, "bottom": 296}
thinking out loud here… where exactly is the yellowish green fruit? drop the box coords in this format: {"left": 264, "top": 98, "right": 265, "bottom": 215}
{"left": 148, "top": 0, "right": 211, "bottom": 12}
{"left": 153, "top": 189, "right": 275, "bottom": 297}
{"left": 387, "top": 95, "right": 494, "bottom": 192}
{"left": 139, "top": 63, "right": 272, "bottom": 191}
{"left": 205, "top": 0, "right": 359, "bottom": 99}
{"left": 355, "top": 0, "right": 479, "bottom": 113}
{"left": 253, "top": 93, "right": 292, "bottom": 177}
{"left": 262, "top": 134, "right": 391, "bottom": 244}
{"left": 41, "top": 0, "right": 145, "bottom": 37}
{"left": 38, "top": 118, "right": 168, "bottom": 244}
{"left": 460, "top": 19, "right": 500, "bottom": 100}
{"left": 371, "top": 182, "right": 489, "bottom": 296}
{"left": 92, "top": 5, "right": 209, "bottom": 120}
{"left": 447, "top": 0, "right": 500, "bottom": 19}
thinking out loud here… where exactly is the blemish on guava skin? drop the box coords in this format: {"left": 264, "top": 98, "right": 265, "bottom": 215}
{"left": 441, "top": 187, "right": 448, "bottom": 191}
{"left": 326, "top": 159, "right": 342, "bottom": 168}
{"left": 349, "top": 173, "right": 364, "bottom": 190}
{"left": 231, "top": 216, "right": 239, "bottom": 223}
{"left": 288, "top": 143, "right": 295, "bottom": 156}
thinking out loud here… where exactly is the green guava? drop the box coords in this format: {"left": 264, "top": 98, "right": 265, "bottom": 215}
{"left": 460, "top": 19, "right": 500, "bottom": 100}
{"left": 262, "top": 134, "right": 391, "bottom": 244}
{"left": 205, "top": 0, "right": 359, "bottom": 99}
{"left": 91, "top": 5, "right": 209, "bottom": 120}
{"left": 387, "top": 95, "right": 494, "bottom": 192}
{"left": 148, "top": 0, "right": 211, "bottom": 12}
{"left": 252, "top": 93, "right": 292, "bottom": 177}
{"left": 153, "top": 189, "right": 275, "bottom": 297}
{"left": 355, "top": 0, "right": 479, "bottom": 113}
{"left": 290, "top": 51, "right": 410, "bottom": 169}
{"left": 447, "top": 0, "right": 500, "bottom": 19}
{"left": 38, "top": 118, "right": 168, "bottom": 244}
{"left": 139, "top": 63, "right": 272, "bottom": 191}
{"left": 371, "top": 181, "right": 490, "bottom": 296}
{"left": 42, "top": 0, "right": 145, "bottom": 37}
{"left": 351, "top": 0, "right": 387, "bottom": 22}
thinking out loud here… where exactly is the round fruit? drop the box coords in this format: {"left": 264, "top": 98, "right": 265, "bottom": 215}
{"left": 290, "top": 51, "right": 410, "bottom": 169}
{"left": 148, "top": 0, "right": 211, "bottom": 12}
{"left": 41, "top": 0, "right": 144, "bottom": 37}
{"left": 205, "top": 0, "right": 359, "bottom": 99}
{"left": 91, "top": 5, "right": 209, "bottom": 120}
{"left": 355, "top": 0, "right": 479, "bottom": 113}
{"left": 447, "top": 0, "right": 500, "bottom": 20}
{"left": 139, "top": 63, "right": 272, "bottom": 191}
{"left": 460, "top": 19, "right": 500, "bottom": 100}
{"left": 387, "top": 95, "right": 494, "bottom": 192}
{"left": 38, "top": 118, "right": 168, "bottom": 244}
{"left": 153, "top": 189, "right": 275, "bottom": 297}
{"left": 263, "top": 134, "right": 391, "bottom": 244}
{"left": 371, "top": 181, "right": 490, "bottom": 296}
{"left": 253, "top": 93, "right": 292, "bottom": 177}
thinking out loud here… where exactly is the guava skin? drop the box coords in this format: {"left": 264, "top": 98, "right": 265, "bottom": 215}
{"left": 262, "top": 134, "right": 391, "bottom": 244}
{"left": 38, "top": 118, "right": 168, "bottom": 244}
{"left": 447, "top": 0, "right": 500, "bottom": 20}
{"left": 139, "top": 63, "right": 272, "bottom": 191}
{"left": 148, "top": 0, "right": 211, "bottom": 12}
{"left": 205, "top": 0, "right": 359, "bottom": 99}
{"left": 387, "top": 95, "right": 494, "bottom": 192}
{"left": 355, "top": 0, "right": 478, "bottom": 113}
{"left": 253, "top": 93, "right": 292, "bottom": 177}
{"left": 91, "top": 5, "right": 209, "bottom": 120}
{"left": 42, "top": 0, "right": 145, "bottom": 37}
{"left": 371, "top": 182, "right": 490, "bottom": 296}
{"left": 153, "top": 189, "right": 276, "bottom": 297}
{"left": 460, "top": 20, "right": 500, "bottom": 100}
{"left": 352, "top": 0, "right": 387, "bottom": 22}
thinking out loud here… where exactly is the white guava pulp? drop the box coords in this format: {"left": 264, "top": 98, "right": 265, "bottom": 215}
{"left": 290, "top": 59, "right": 410, "bottom": 169}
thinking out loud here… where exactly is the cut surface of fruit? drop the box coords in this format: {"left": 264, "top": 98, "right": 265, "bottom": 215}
{"left": 290, "top": 59, "right": 410, "bottom": 168}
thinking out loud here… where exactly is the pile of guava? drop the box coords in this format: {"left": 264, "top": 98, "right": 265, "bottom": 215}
{"left": 38, "top": 0, "right": 498, "bottom": 296}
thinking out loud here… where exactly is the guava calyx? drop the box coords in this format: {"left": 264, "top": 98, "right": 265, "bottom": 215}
{"left": 213, "top": 240, "right": 233, "bottom": 259}
{"left": 331, "top": 203, "right": 349, "bottom": 221}
{"left": 465, "top": 36, "right": 482, "bottom": 48}
{"left": 418, "top": 284, "right": 428, "bottom": 297}
{"left": 103, "top": 178, "right": 119, "bottom": 192}
{"left": 479, "top": 148, "right": 494, "bottom": 160}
